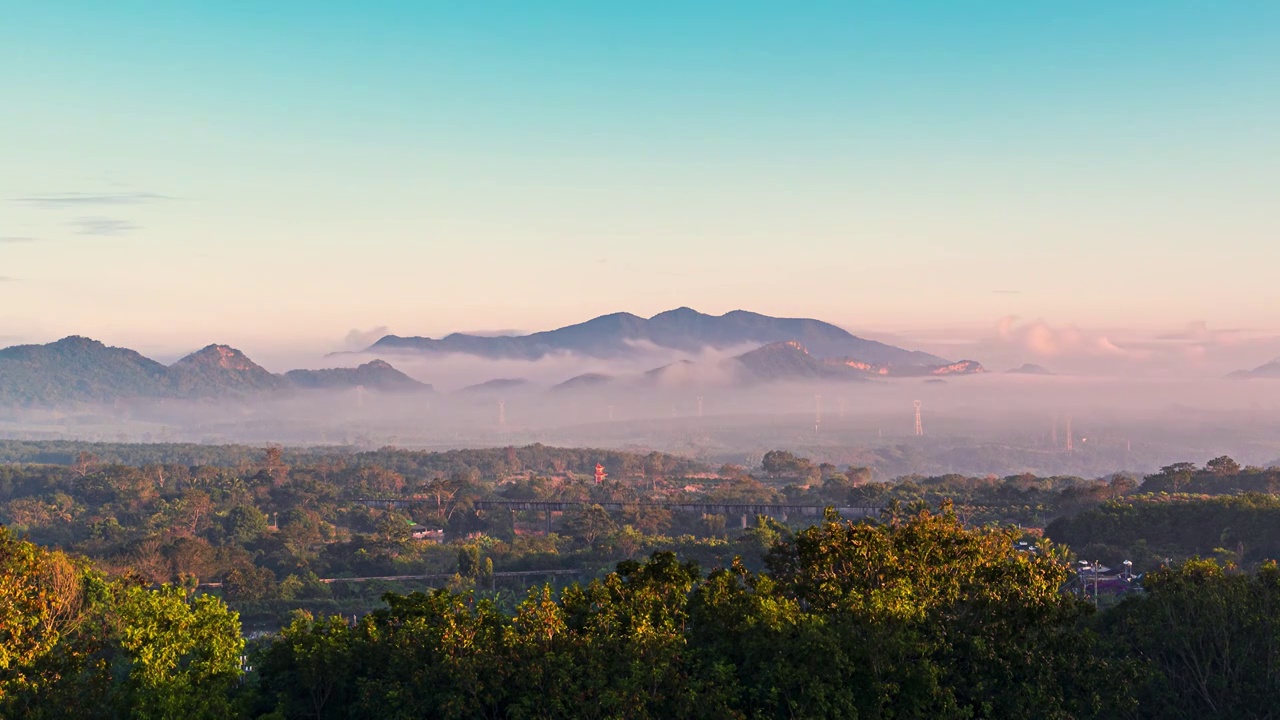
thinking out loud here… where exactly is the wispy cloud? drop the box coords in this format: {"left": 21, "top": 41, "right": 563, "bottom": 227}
{"left": 0, "top": 236, "right": 40, "bottom": 244}
{"left": 1154, "top": 321, "right": 1249, "bottom": 345}
{"left": 897, "top": 316, "right": 1280, "bottom": 377}
{"left": 344, "top": 326, "right": 391, "bottom": 350}
{"left": 989, "top": 316, "right": 1132, "bottom": 359}
{"left": 0, "top": 276, "right": 18, "bottom": 282}
{"left": 70, "top": 216, "right": 139, "bottom": 236}
{"left": 14, "top": 192, "right": 172, "bottom": 207}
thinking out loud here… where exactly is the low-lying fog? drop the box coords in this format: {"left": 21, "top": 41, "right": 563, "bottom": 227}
{"left": 3, "top": 349, "right": 1279, "bottom": 480}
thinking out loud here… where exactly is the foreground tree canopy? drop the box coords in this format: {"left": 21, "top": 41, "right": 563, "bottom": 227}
{"left": 7, "top": 503, "right": 1280, "bottom": 718}
{"left": 0, "top": 527, "right": 243, "bottom": 719}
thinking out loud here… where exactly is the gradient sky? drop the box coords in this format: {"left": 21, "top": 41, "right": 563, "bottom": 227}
{"left": 2, "top": 1, "right": 1278, "bottom": 358}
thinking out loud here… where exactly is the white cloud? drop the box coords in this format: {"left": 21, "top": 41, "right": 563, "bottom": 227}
{"left": 343, "top": 326, "right": 390, "bottom": 350}
{"left": 990, "top": 316, "right": 1136, "bottom": 360}
{"left": 894, "top": 317, "right": 1280, "bottom": 377}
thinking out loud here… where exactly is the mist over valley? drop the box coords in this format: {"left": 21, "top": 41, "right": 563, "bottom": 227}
{"left": 3, "top": 308, "right": 1277, "bottom": 479}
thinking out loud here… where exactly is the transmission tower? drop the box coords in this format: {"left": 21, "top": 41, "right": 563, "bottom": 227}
{"left": 1051, "top": 414, "right": 1058, "bottom": 448}
{"left": 696, "top": 396, "right": 704, "bottom": 418}
{"left": 913, "top": 400, "right": 923, "bottom": 436}
{"left": 838, "top": 397, "right": 845, "bottom": 419}
{"left": 1065, "top": 417, "right": 1074, "bottom": 453}
{"left": 814, "top": 394, "right": 822, "bottom": 432}
{"left": 498, "top": 400, "right": 506, "bottom": 427}
{"left": 608, "top": 404, "right": 614, "bottom": 422}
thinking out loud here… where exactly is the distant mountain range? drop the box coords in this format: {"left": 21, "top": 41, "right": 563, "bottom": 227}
{"left": 1228, "top": 359, "right": 1280, "bottom": 380}
{"left": 0, "top": 337, "right": 429, "bottom": 405}
{"left": 0, "top": 311, "right": 981, "bottom": 406}
{"left": 550, "top": 341, "right": 985, "bottom": 393}
{"left": 365, "top": 307, "right": 949, "bottom": 366}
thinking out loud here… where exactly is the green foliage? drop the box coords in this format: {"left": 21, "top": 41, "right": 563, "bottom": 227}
{"left": 1046, "top": 493, "right": 1280, "bottom": 571}
{"left": 0, "top": 526, "right": 90, "bottom": 698}
{"left": 761, "top": 449, "right": 814, "bottom": 477}
{"left": 245, "top": 511, "right": 1125, "bottom": 719}
{"left": 562, "top": 504, "right": 617, "bottom": 547}
{"left": 10, "top": 446, "right": 1280, "bottom": 717}
{"left": 222, "top": 504, "right": 269, "bottom": 545}
{"left": 1099, "top": 559, "right": 1280, "bottom": 719}
{"left": 109, "top": 584, "right": 245, "bottom": 719}
{"left": 223, "top": 565, "right": 279, "bottom": 602}
{"left": 0, "top": 336, "right": 171, "bottom": 405}
{"left": 456, "top": 545, "right": 481, "bottom": 578}
{"left": 0, "top": 528, "right": 244, "bottom": 719}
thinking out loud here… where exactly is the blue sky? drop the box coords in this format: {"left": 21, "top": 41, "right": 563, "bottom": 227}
{"left": 2, "top": 2, "right": 1278, "bottom": 358}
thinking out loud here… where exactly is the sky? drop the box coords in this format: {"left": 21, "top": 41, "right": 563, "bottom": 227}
{"left": 2, "top": 2, "right": 1278, "bottom": 368}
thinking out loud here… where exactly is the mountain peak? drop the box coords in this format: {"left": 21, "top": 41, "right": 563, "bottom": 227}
{"left": 167, "top": 344, "right": 282, "bottom": 397}
{"left": 53, "top": 335, "right": 104, "bottom": 347}
{"left": 0, "top": 336, "right": 169, "bottom": 404}
{"left": 649, "top": 306, "right": 699, "bottom": 320}
{"left": 551, "top": 372, "right": 615, "bottom": 392}
{"left": 175, "top": 344, "right": 261, "bottom": 372}
{"left": 1006, "top": 363, "right": 1053, "bottom": 375}
{"left": 285, "top": 359, "right": 430, "bottom": 392}
{"left": 1228, "top": 358, "right": 1280, "bottom": 379}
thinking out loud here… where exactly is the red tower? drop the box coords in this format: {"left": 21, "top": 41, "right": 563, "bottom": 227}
{"left": 594, "top": 463, "right": 607, "bottom": 484}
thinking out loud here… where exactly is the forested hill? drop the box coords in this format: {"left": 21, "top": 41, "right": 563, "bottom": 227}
{"left": 367, "top": 306, "right": 950, "bottom": 365}
{"left": 0, "top": 337, "right": 426, "bottom": 405}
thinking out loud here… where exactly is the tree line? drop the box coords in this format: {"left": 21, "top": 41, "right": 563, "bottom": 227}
{"left": 7, "top": 507, "right": 1280, "bottom": 719}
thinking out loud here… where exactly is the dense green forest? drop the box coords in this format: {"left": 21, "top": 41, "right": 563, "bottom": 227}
{"left": 5, "top": 442, "right": 1280, "bottom": 717}
{"left": 7, "top": 510, "right": 1280, "bottom": 719}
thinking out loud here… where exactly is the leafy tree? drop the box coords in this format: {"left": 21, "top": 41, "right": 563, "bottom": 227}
{"left": 222, "top": 564, "right": 278, "bottom": 602}
{"left": 107, "top": 583, "right": 244, "bottom": 719}
{"left": 374, "top": 511, "right": 412, "bottom": 546}
{"left": 221, "top": 504, "right": 268, "bottom": 545}
{"left": 0, "top": 526, "right": 89, "bottom": 701}
{"left": 562, "top": 504, "right": 617, "bottom": 547}
{"left": 1, "top": 528, "right": 243, "bottom": 719}
{"left": 457, "top": 545, "right": 481, "bottom": 578}
{"left": 760, "top": 505, "right": 1118, "bottom": 718}
{"left": 254, "top": 612, "right": 357, "bottom": 720}
{"left": 1101, "top": 559, "right": 1280, "bottom": 719}
{"left": 1204, "top": 455, "right": 1242, "bottom": 476}
{"left": 761, "top": 450, "right": 813, "bottom": 477}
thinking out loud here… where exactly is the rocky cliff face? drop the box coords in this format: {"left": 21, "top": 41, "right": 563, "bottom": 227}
{"left": 167, "top": 345, "right": 286, "bottom": 398}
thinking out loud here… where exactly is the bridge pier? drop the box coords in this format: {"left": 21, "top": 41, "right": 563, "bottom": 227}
{"left": 741, "top": 514, "right": 748, "bottom": 529}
